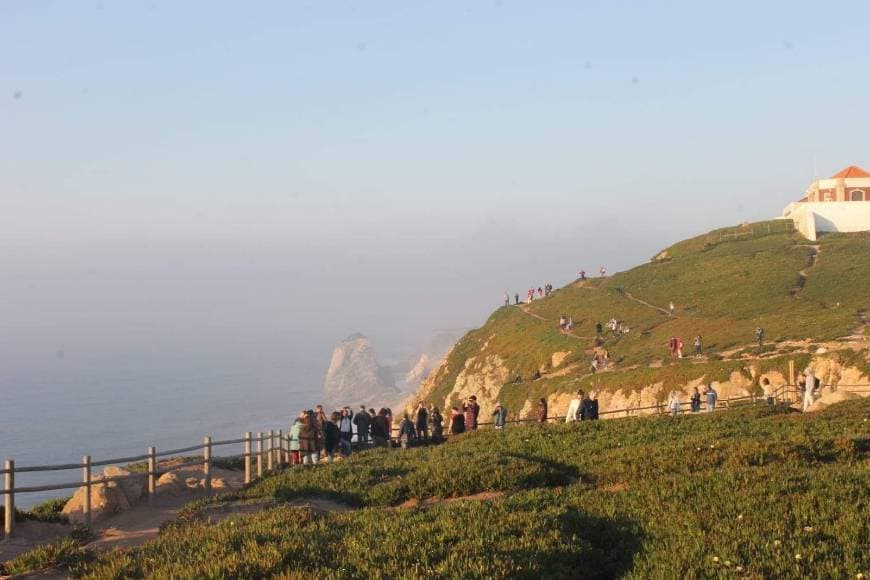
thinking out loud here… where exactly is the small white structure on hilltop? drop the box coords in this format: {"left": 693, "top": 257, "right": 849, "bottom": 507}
{"left": 782, "top": 165, "right": 870, "bottom": 241}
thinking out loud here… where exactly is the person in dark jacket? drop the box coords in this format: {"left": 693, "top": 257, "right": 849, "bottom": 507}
{"left": 537, "top": 398, "right": 548, "bottom": 423}
{"left": 690, "top": 387, "right": 702, "bottom": 413}
{"left": 449, "top": 407, "right": 465, "bottom": 435}
{"left": 398, "top": 413, "right": 416, "bottom": 449}
{"left": 323, "top": 412, "right": 341, "bottom": 462}
{"left": 430, "top": 406, "right": 444, "bottom": 441}
{"left": 590, "top": 393, "right": 599, "bottom": 420}
{"left": 370, "top": 409, "right": 390, "bottom": 448}
{"left": 298, "top": 410, "right": 321, "bottom": 465}
{"left": 415, "top": 402, "right": 429, "bottom": 443}
{"left": 580, "top": 393, "right": 594, "bottom": 421}
{"left": 463, "top": 395, "right": 481, "bottom": 430}
{"left": 353, "top": 406, "right": 371, "bottom": 446}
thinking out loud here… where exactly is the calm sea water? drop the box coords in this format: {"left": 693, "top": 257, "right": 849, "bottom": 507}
{"left": 0, "top": 354, "right": 323, "bottom": 509}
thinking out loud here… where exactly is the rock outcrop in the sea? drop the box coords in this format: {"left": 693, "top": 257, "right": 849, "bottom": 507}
{"left": 323, "top": 334, "right": 401, "bottom": 409}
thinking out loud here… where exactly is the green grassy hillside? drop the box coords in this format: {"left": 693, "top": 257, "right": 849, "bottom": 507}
{"left": 17, "top": 400, "right": 866, "bottom": 578}
{"left": 422, "top": 222, "right": 870, "bottom": 414}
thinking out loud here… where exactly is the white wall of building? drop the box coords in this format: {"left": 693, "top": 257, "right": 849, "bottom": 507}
{"left": 783, "top": 201, "right": 870, "bottom": 241}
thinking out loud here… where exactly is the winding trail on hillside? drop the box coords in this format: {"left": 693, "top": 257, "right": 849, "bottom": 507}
{"left": 615, "top": 288, "right": 673, "bottom": 317}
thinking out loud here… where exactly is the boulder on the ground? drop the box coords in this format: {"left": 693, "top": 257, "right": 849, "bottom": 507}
{"left": 101, "top": 466, "right": 146, "bottom": 504}
{"left": 155, "top": 472, "right": 186, "bottom": 496}
{"left": 62, "top": 479, "right": 131, "bottom": 524}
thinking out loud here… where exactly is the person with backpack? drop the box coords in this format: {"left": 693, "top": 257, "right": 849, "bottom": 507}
{"left": 353, "top": 406, "right": 371, "bottom": 446}
{"left": 398, "top": 413, "right": 416, "bottom": 449}
{"left": 580, "top": 392, "right": 596, "bottom": 420}
{"left": 415, "top": 402, "right": 429, "bottom": 443}
{"left": 491, "top": 402, "right": 507, "bottom": 429}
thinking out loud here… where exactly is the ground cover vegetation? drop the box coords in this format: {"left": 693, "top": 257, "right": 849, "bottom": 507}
{"left": 50, "top": 399, "right": 869, "bottom": 578}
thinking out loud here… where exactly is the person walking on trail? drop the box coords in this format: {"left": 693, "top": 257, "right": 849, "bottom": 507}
{"left": 703, "top": 384, "right": 718, "bottom": 413}
{"left": 398, "top": 414, "right": 416, "bottom": 449}
{"left": 580, "top": 269, "right": 586, "bottom": 280}
{"left": 299, "top": 410, "right": 321, "bottom": 465}
{"left": 430, "top": 406, "right": 444, "bottom": 441}
{"left": 504, "top": 292, "right": 510, "bottom": 307}
{"left": 370, "top": 409, "right": 390, "bottom": 448}
{"left": 756, "top": 327, "right": 765, "bottom": 347}
{"left": 559, "top": 315, "right": 567, "bottom": 330}
{"left": 690, "top": 387, "right": 701, "bottom": 413}
{"left": 667, "top": 390, "right": 681, "bottom": 416}
{"left": 676, "top": 337, "right": 684, "bottom": 359}
{"left": 415, "top": 402, "right": 429, "bottom": 443}
{"left": 669, "top": 301, "right": 675, "bottom": 316}
{"left": 566, "top": 391, "right": 582, "bottom": 423}
{"left": 354, "top": 406, "right": 371, "bottom": 446}
{"left": 449, "top": 407, "right": 465, "bottom": 435}
{"left": 599, "top": 266, "right": 606, "bottom": 277}
{"left": 802, "top": 368, "right": 817, "bottom": 412}
{"left": 590, "top": 393, "right": 599, "bottom": 420}
{"left": 491, "top": 402, "right": 508, "bottom": 429}
{"left": 596, "top": 321, "right": 603, "bottom": 338}
{"left": 580, "top": 391, "right": 595, "bottom": 420}
{"left": 288, "top": 412, "right": 303, "bottom": 465}
{"left": 537, "top": 287, "right": 543, "bottom": 298}
{"left": 385, "top": 408, "right": 394, "bottom": 443}
{"left": 537, "top": 398, "right": 548, "bottom": 423}
{"left": 669, "top": 336, "right": 679, "bottom": 357}
{"left": 514, "top": 292, "right": 520, "bottom": 305}
{"left": 694, "top": 335, "right": 703, "bottom": 357}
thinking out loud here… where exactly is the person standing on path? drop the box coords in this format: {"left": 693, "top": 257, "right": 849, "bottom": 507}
{"left": 690, "top": 387, "right": 701, "bottom": 413}
{"left": 676, "top": 337, "right": 684, "bottom": 359}
{"left": 802, "top": 368, "right": 817, "bottom": 412}
{"left": 599, "top": 266, "right": 606, "bottom": 277}
{"left": 299, "top": 410, "right": 321, "bottom": 465}
{"left": 762, "top": 378, "right": 775, "bottom": 406}
{"left": 537, "top": 398, "right": 548, "bottom": 423}
{"left": 703, "top": 385, "right": 718, "bottom": 413}
{"left": 415, "top": 402, "right": 429, "bottom": 443}
{"left": 667, "top": 390, "right": 681, "bottom": 416}
{"left": 353, "top": 406, "right": 371, "bottom": 446}
{"left": 694, "top": 335, "right": 703, "bottom": 357}
{"left": 398, "top": 414, "right": 416, "bottom": 449}
{"left": 449, "top": 407, "right": 465, "bottom": 435}
{"left": 756, "top": 327, "right": 765, "bottom": 347}
{"left": 370, "top": 409, "right": 390, "bottom": 448}
{"left": 491, "top": 402, "right": 507, "bottom": 429}
{"left": 669, "top": 301, "right": 675, "bottom": 316}
{"left": 323, "top": 412, "right": 341, "bottom": 462}
{"left": 566, "top": 391, "right": 582, "bottom": 423}
{"left": 514, "top": 292, "right": 520, "bottom": 305}
{"left": 430, "top": 406, "right": 444, "bottom": 441}
{"left": 288, "top": 412, "right": 303, "bottom": 465}
{"left": 504, "top": 292, "right": 510, "bottom": 307}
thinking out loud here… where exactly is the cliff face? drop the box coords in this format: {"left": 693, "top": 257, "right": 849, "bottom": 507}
{"left": 323, "top": 334, "right": 401, "bottom": 409}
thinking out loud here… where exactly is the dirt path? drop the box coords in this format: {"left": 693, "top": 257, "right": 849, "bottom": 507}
{"left": 615, "top": 288, "right": 672, "bottom": 317}
{"left": 791, "top": 244, "right": 820, "bottom": 297}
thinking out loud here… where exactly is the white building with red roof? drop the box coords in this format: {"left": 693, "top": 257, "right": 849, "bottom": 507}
{"left": 782, "top": 165, "right": 870, "bottom": 240}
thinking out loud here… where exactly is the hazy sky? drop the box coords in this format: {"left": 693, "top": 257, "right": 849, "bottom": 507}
{"left": 2, "top": 1, "right": 869, "bottom": 389}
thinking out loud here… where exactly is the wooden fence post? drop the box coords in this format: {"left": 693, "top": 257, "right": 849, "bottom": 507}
{"left": 277, "top": 429, "right": 284, "bottom": 467}
{"left": 147, "top": 447, "right": 156, "bottom": 503}
{"left": 203, "top": 436, "right": 212, "bottom": 495}
{"left": 4, "top": 459, "right": 13, "bottom": 537}
{"left": 788, "top": 360, "right": 795, "bottom": 389}
{"left": 256, "top": 432, "right": 264, "bottom": 478}
{"left": 82, "top": 455, "right": 91, "bottom": 527}
{"left": 244, "top": 432, "right": 252, "bottom": 485}
{"left": 267, "top": 429, "right": 274, "bottom": 472}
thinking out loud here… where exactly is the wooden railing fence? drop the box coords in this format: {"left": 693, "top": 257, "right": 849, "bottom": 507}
{"left": 2, "top": 379, "right": 867, "bottom": 537}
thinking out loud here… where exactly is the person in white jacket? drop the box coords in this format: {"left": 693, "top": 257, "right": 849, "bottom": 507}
{"left": 566, "top": 391, "right": 583, "bottom": 422}
{"left": 802, "top": 368, "right": 817, "bottom": 412}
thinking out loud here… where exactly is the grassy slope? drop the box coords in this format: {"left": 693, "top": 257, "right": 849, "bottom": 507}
{"left": 424, "top": 223, "right": 870, "bottom": 413}
{"left": 68, "top": 400, "right": 869, "bottom": 578}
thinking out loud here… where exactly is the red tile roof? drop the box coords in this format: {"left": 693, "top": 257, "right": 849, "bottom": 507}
{"left": 831, "top": 165, "right": 870, "bottom": 178}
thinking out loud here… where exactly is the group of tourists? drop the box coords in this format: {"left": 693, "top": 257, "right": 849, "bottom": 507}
{"left": 565, "top": 390, "right": 600, "bottom": 421}
{"left": 503, "top": 284, "right": 557, "bottom": 307}
{"left": 666, "top": 384, "right": 719, "bottom": 415}
{"left": 578, "top": 266, "right": 606, "bottom": 280}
